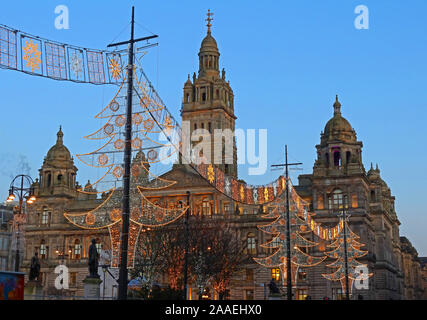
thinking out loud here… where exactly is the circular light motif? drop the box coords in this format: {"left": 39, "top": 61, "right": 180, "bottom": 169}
{"left": 98, "top": 154, "right": 108, "bottom": 166}
{"left": 300, "top": 225, "right": 306, "bottom": 232}
{"left": 140, "top": 96, "right": 149, "bottom": 108}
{"left": 114, "top": 139, "right": 124, "bottom": 150}
{"left": 147, "top": 149, "right": 158, "bottom": 161}
{"left": 85, "top": 213, "right": 96, "bottom": 225}
{"left": 143, "top": 119, "right": 154, "bottom": 131}
{"left": 109, "top": 100, "right": 120, "bottom": 112}
{"left": 115, "top": 115, "right": 125, "bottom": 127}
{"left": 133, "top": 113, "right": 143, "bottom": 125}
{"left": 112, "top": 166, "right": 123, "bottom": 178}
{"left": 104, "top": 124, "right": 114, "bottom": 135}
{"left": 132, "top": 137, "right": 142, "bottom": 149}
{"left": 110, "top": 208, "right": 121, "bottom": 222}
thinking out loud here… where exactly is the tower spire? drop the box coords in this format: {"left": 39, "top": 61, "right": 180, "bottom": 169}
{"left": 334, "top": 94, "right": 341, "bottom": 116}
{"left": 206, "top": 9, "right": 214, "bottom": 34}
{"left": 57, "top": 125, "right": 63, "bottom": 145}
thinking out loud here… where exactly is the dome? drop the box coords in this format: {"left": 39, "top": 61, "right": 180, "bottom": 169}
{"left": 45, "top": 127, "right": 72, "bottom": 161}
{"left": 199, "top": 33, "right": 219, "bottom": 53}
{"left": 321, "top": 96, "right": 356, "bottom": 144}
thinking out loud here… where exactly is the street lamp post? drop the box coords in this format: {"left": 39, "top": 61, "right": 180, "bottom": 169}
{"left": 6, "top": 174, "right": 36, "bottom": 272}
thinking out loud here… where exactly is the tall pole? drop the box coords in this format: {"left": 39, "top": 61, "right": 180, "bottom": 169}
{"left": 107, "top": 7, "right": 158, "bottom": 300}
{"left": 117, "top": 6, "right": 135, "bottom": 300}
{"left": 14, "top": 175, "right": 24, "bottom": 272}
{"left": 342, "top": 204, "right": 350, "bottom": 300}
{"left": 183, "top": 191, "right": 190, "bottom": 300}
{"left": 271, "top": 145, "right": 302, "bottom": 301}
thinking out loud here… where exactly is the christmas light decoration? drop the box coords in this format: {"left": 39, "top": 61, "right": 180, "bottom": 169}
{"left": 321, "top": 218, "right": 372, "bottom": 295}
{"left": 64, "top": 67, "right": 188, "bottom": 268}
{"left": 254, "top": 181, "right": 326, "bottom": 286}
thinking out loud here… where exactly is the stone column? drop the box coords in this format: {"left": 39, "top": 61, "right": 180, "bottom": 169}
{"left": 83, "top": 277, "right": 102, "bottom": 300}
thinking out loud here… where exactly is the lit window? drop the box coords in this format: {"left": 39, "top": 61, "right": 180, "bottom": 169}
{"left": 245, "top": 289, "right": 254, "bottom": 300}
{"left": 271, "top": 268, "right": 281, "bottom": 281}
{"left": 202, "top": 198, "right": 211, "bottom": 215}
{"left": 332, "top": 189, "right": 343, "bottom": 209}
{"left": 297, "top": 289, "right": 308, "bottom": 300}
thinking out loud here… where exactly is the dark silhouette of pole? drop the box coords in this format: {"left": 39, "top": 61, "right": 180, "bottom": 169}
{"left": 107, "top": 6, "right": 158, "bottom": 300}
{"left": 271, "top": 145, "right": 302, "bottom": 300}
{"left": 183, "top": 191, "right": 190, "bottom": 299}
{"left": 7, "top": 174, "right": 35, "bottom": 272}
{"left": 342, "top": 203, "right": 350, "bottom": 300}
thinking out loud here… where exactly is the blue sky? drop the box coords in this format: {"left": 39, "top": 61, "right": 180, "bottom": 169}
{"left": 0, "top": 1, "right": 426, "bottom": 255}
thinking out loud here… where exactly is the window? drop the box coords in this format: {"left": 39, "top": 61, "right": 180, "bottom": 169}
{"left": 95, "top": 239, "right": 102, "bottom": 253}
{"left": 297, "top": 289, "right": 308, "bottom": 300}
{"left": 202, "top": 92, "right": 206, "bottom": 101}
{"left": 194, "top": 123, "right": 197, "bottom": 131}
{"left": 332, "top": 189, "right": 343, "bottom": 209}
{"left": 224, "top": 203, "right": 231, "bottom": 215}
{"left": 74, "top": 239, "right": 81, "bottom": 259}
{"left": 271, "top": 268, "right": 281, "bottom": 282}
{"left": 69, "top": 272, "right": 77, "bottom": 286}
{"left": 243, "top": 209, "right": 248, "bottom": 215}
{"left": 202, "top": 198, "right": 211, "bottom": 215}
{"left": 317, "top": 194, "right": 324, "bottom": 209}
{"left": 333, "top": 150, "right": 341, "bottom": 167}
{"left": 40, "top": 240, "right": 47, "bottom": 259}
{"left": 41, "top": 208, "right": 50, "bottom": 225}
{"left": 253, "top": 209, "right": 258, "bottom": 215}
{"left": 370, "top": 190, "right": 376, "bottom": 202}
{"left": 247, "top": 233, "right": 256, "bottom": 255}
{"left": 352, "top": 194, "right": 358, "bottom": 208}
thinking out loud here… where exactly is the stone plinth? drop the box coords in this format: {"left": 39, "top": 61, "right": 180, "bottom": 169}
{"left": 24, "top": 280, "right": 43, "bottom": 300}
{"left": 83, "top": 276, "right": 102, "bottom": 300}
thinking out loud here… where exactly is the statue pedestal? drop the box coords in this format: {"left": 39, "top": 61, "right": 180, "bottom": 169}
{"left": 24, "top": 280, "right": 43, "bottom": 300}
{"left": 83, "top": 277, "right": 102, "bottom": 300}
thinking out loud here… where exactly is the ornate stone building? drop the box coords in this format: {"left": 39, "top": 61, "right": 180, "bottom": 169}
{"left": 21, "top": 15, "right": 425, "bottom": 300}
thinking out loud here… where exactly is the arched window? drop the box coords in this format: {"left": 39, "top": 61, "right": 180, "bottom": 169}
{"left": 57, "top": 174, "right": 63, "bottom": 183}
{"left": 186, "top": 93, "right": 190, "bottom": 103}
{"left": 74, "top": 239, "right": 81, "bottom": 259}
{"left": 346, "top": 151, "right": 351, "bottom": 164}
{"left": 333, "top": 151, "right": 341, "bottom": 167}
{"left": 202, "top": 92, "right": 206, "bottom": 101}
{"left": 247, "top": 232, "right": 256, "bottom": 255}
{"left": 370, "top": 190, "right": 376, "bottom": 202}
{"left": 47, "top": 173, "right": 51, "bottom": 187}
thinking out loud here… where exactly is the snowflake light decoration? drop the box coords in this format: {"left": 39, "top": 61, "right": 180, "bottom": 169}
{"left": 22, "top": 39, "right": 41, "bottom": 72}
{"left": 70, "top": 52, "right": 83, "bottom": 78}
{"left": 108, "top": 55, "right": 121, "bottom": 80}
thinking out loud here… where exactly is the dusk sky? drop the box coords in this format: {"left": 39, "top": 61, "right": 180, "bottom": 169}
{"left": 0, "top": 1, "right": 426, "bottom": 254}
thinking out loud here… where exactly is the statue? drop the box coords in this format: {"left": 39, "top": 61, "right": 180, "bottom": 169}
{"left": 88, "top": 239, "right": 100, "bottom": 278}
{"left": 29, "top": 252, "right": 40, "bottom": 281}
